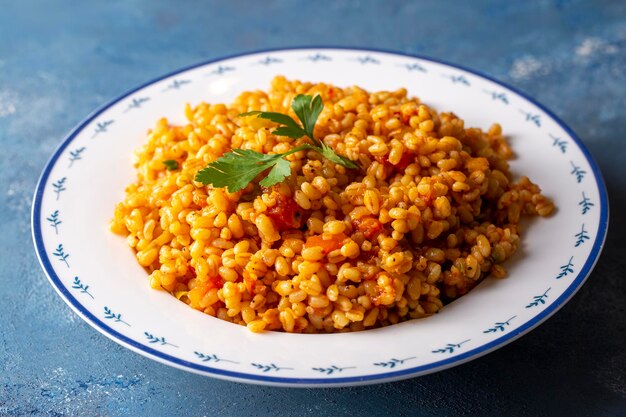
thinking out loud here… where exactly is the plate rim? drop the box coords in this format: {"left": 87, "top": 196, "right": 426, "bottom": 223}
{"left": 31, "top": 46, "right": 610, "bottom": 387}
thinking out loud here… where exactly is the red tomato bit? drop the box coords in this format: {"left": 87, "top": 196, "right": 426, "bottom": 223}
{"left": 305, "top": 233, "right": 347, "bottom": 255}
{"left": 375, "top": 151, "right": 415, "bottom": 172}
{"left": 266, "top": 193, "right": 307, "bottom": 231}
{"left": 352, "top": 217, "right": 383, "bottom": 240}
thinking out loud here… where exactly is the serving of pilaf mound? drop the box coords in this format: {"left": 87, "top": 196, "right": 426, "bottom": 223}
{"left": 110, "top": 76, "right": 554, "bottom": 333}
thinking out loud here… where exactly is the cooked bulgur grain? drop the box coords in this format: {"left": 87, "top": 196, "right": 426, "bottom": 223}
{"left": 111, "top": 76, "right": 554, "bottom": 333}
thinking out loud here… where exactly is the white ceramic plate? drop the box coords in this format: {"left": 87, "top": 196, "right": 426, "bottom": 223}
{"left": 32, "top": 48, "right": 608, "bottom": 387}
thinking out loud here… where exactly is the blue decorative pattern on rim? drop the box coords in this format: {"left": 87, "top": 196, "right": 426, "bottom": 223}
{"left": 206, "top": 65, "right": 235, "bottom": 76}
{"left": 68, "top": 147, "right": 86, "bottom": 167}
{"left": 575, "top": 224, "right": 590, "bottom": 247}
{"left": 483, "top": 89, "right": 509, "bottom": 104}
{"left": 251, "top": 363, "right": 293, "bottom": 373}
{"left": 123, "top": 97, "right": 150, "bottom": 112}
{"left": 305, "top": 53, "right": 332, "bottom": 62}
{"left": 144, "top": 332, "right": 177, "bottom": 347}
{"left": 52, "top": 244, "right": 69, "bottom": 268}
{"left": 549, "top": 133, "right": 567, "bottom": 153}
{"left": 373, "top": 357, "right": 416, "bottom": 368}
{"left": 257, "top": 57, "right": 282, "bottom": 66}
{"left": 30, "top": 47, "right": 610, "bottom": 386}
{"left": 579, "top": 192, "right": 594, "bottom": 215}
{"left": 555, "top": 257, "right": 575, "bottom": 279}
{"left": 104, "top": 306, "right": 130, "bottom": 326}
{"left": 483, "top": 316, "right": 517, "bottom": 333}
{"left": 442, "top": 73, "right": 470, "bottom": 85}
{"left": 354, "top": 55, "right": 380, "bottom": 65}
{"left": 401, "top": 62, "right": 427, "bottom": 72}
{"left": 194, "top": 351, "right": 239, "bottom": 364}
{"left": 162, "top": 79, "right": 191, "bottom": 92}
{"left": 526, "top": 288, "right": 551, "bottom": 308}
{"left": 46, "top": 210, "right": 61, "bottom": 234}
{"left": 52, "top": 177, "right": 67, "bottom": 200}
{"left": 312, "top": 365, "right": 355, "bottom": 375}
{"left": 432, "top": 339, "right": 471, "bottom": 354}
{"left": 71, "top": 276, "right": 94, "bottom": 299}
{"left": 570, "top": 161, "right": 586, "bottom": 183}
{"left": 519, "top": 110, "right": 541, "bottom": 126}
{"left": 91, "top": 120, "right": 114, "bottom": 138}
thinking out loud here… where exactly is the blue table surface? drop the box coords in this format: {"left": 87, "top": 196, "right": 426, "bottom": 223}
{"left": 1, "top": 1, "right": 625, "bottom": 415}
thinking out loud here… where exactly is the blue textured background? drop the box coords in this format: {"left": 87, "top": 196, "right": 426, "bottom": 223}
{"left": 1, "top": 1, "right": 625, "bottom": 416}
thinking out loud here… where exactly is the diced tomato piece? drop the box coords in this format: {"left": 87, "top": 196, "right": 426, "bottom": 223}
{"left": 375, "top": 154, "right": 391, "bottom": 166}
{"left": 266, "top": 193, "right": 306, "bottom": 231}
{"left": 375, "top": 152, "right": 415, "bottom": 172}
{"left": 243, "top": 270, "right": 256, "bottom": 295}
{"left": 207, "top": 275, "right": 224, "bottom": 290}
{"left": 395, "top": 152, "right": 415, "bottom": 170}
{"left": 192, "top": 193, "right": 208, "bottom": 207}
{"left": 352, "top": 217, "right": 383, "bottom": 240}
{"left": 305, "top": 233, "right": 347, "bottom": 255}
{"left": 423, "top": 191, "right": 434, "bottom": 206}
{"left": 186, "top": 266, "right": 223, "bottom": 289}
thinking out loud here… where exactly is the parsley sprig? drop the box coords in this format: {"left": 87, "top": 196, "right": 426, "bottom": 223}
{"left": 163, "top": 159, "right": 179, "bottom": 170}
{"left": 195, "top": 94, "right": 358, "bottom": 193}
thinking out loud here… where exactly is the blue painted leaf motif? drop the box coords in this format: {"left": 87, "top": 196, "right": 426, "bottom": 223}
{"left": 483, "top": 316, "right": 516, "bottom": 333}
{"left": 46, "top": 210, "right": 61, "bottom": 234}
{"left": 52, "top": 177, "right": 67, "bottom": 200}
{"left": 403, "top": 62, "right": 426, "bottom": 72}
{"left": 257, "top": 57, "right": 282, "bottom": 66}
{"left": 311, "top": 365, "right": 355, "bottom": 375}
{"left": 482, "top": 90, "right": 509, "bottom": 104}
{"left": 525, "top": 287, "right": 551, "bottom": 308}
{"left": 162, "top": 79, "right": 191, "bottom": 92}
{"left": 251, "top": 363, "right": 293, "bottom": 373}
{"left": 432, "top": 339, "right": 471, "bottom": 354}
{"left": 68, "top": 147, "right": 86, "bottom": 168}
{"left": 103, "top": 306, "right": 130, "bottom": 326}
{"left": 52, "top": 244, "right": 69, "bottom": 267}
{"left": 91, "top": 120, "right": 114, "bottom": 138}
{"left": 549, "top": 134, "right": 567, "bottom": 153}
{"left": 207, "top": 65, "right": 235, "bottom": 76}
{"left": 579, "top": 192, "right": 594, "bottom": 215}
{"left": 355, "top": 55, "right": 380, "bottom": 65}
{"left": 442, "top": 74, "right": 470, "bottom": 85}
{"left": 519, "top": 110, "right": 541, "bottom": 127}
{"left": 71, "top": 276, "right": 94, "bottom": 299}
{"left": 305, "top": 53, "right": 332, "bottom": 62}
{"left": 373, "top": 357, "right": 416, "bottom": 368}
{"left": 574, "top": 224, "right": 590, "bottom": 247}
{"left": 556, "top": 256, "right": 574, "bottom": 279}
{"left": 144, "top": 332, "right": 178, "bottom": 347}
{"left": 123, "top": 97, "right": 150, "bottom": 113}
{"left": 570, "top": 161, "right": 586, "bottom": 183}
{"left": 194, "top": 351, "right": 238, "bottom": 364}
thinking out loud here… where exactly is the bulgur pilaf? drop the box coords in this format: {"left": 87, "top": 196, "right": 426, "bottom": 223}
{"left": 110, "top": 76, "right": 554, "bottom": 333}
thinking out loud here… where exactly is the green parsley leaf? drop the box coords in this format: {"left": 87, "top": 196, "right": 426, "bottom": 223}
{"left": 319, "top": 143, "right": 359, "bottom": 169}
{"left": 259, "top": 157, "right": 291, "bottom": 187}
{"left": 292, "top": 94, "right": 323, "bottom": 146}
{"left": 163, "top": 160, "right": 179, "bottom": 170}
{"left": 239, "top": 111, "right": 262, "bottom": 117}
{"left": 240, "top": 110, "right": 308, "bottom": 140}
{"left": 272, "top": 126, "right": 307, "bottom": 139}
{"left": 195, "top": 149, "right": 282, "bottom": 193}
{"left": 197, "top": 94, "right": 359, "bottom": 192}
{"left": 252, "top": 111, "right": 301, "bottom": 130}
